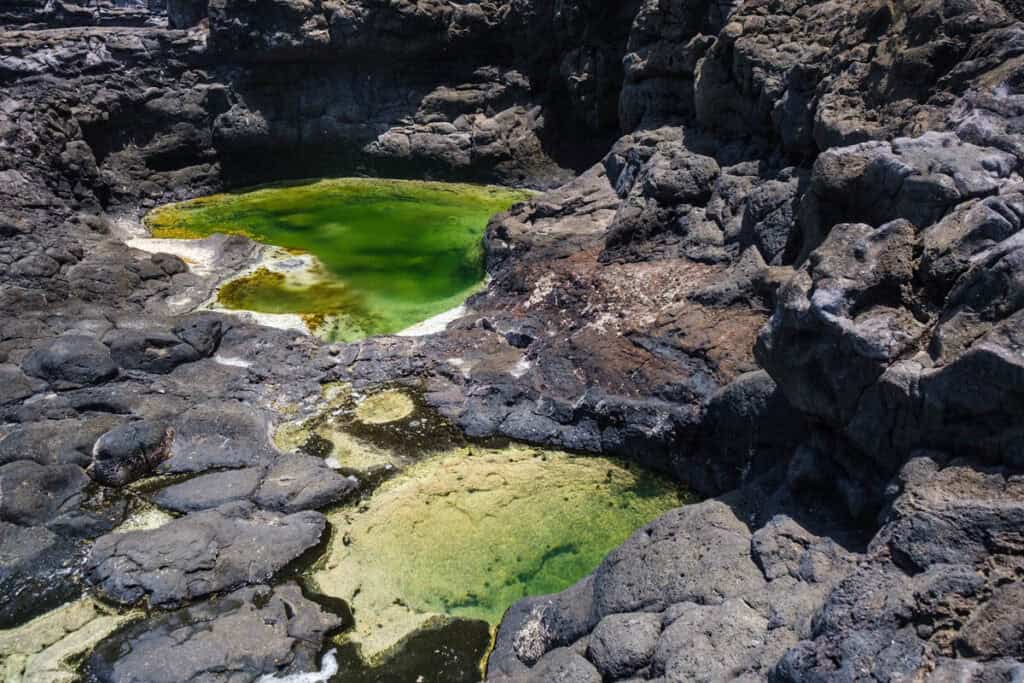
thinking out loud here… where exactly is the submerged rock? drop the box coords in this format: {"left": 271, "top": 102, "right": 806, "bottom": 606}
{"left": 274, "top": 383, "right": 465, "bottom": 471}
{"left": 354, "top": 389, "right": 415, "bottom": 425}
{"left": 0, "top": 598, "right": 140, "bottom": 683}
{"left": 329, "top": 618, "right": 494, "bottom": 683}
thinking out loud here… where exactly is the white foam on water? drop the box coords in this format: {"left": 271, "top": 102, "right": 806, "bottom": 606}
{"left": 397, "top": 304, "right": 467, "bottom": 337}
{"left": 256, "top": 648, "right": 338, "bottom": 683}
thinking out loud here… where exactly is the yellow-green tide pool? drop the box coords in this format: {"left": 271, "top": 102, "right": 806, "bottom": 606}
{"left": 145, "top": 178, "right": 531, "bottom": 341}
{"left": 313, "top": 446, "right": 682, "bottom": 661}
{"left": 271, "top": 386, "right": 686, "bottom": 680}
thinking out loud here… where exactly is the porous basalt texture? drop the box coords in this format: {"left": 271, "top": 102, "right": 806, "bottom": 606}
{"left": 85, "top": 583, "right": 342, "bottom": 682}
{"left": 487, "top": 485, "right": 862, "bottom": 681}
{"left": 1, "top": 0, "right": 1024, "bottom": 680}
{"left": 85, "top": 500, "right": 326, "bottom": 607}
{"left": 473, "top": 0, "right": 1024, "bottom": 677}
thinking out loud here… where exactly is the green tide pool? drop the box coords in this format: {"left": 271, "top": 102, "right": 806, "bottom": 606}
{"left": 271, "top": 385, "right": 686, "bottom": 677}
{"left": 145, "top": 178, "right": 531, "bottom": 342}
{"left": 311, "top": 445, "right": 683, "bottom": 661}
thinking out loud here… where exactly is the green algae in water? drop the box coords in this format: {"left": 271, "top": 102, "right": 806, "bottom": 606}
{"left": 311, "top": 445, "right": 683, "bottom": 661}
{"left": 145, "top": 178, "right": 531, "bottom": 341}
{"left": 0, "top": 598, "right": 142, "bottom": 683}
{"left": 273, "top": 385, "right": 467, "bottom": 473}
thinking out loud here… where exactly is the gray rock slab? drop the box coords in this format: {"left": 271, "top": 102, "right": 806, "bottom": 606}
{"left": 86, "top": 501, "right": 325, "bottom": 607}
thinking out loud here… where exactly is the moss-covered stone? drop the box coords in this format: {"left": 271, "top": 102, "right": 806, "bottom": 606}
{"left": 113, "top": 505, "right": 175, "bottom": 534}
{"left": 218, "top": 269, "right": 366, "bottom": 320}
{"left": 310, "top": 445, "right": 682, "bottom": 662}
{"left": 354, "top": 390, "right": 415, "bottom": 425}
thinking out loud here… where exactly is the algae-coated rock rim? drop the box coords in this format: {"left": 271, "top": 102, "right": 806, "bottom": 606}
{"left": 143, "top": 176, "right": 536, "bottom": 237}
{"left": 354, "top": 390, "right": 416, "bottom": 425}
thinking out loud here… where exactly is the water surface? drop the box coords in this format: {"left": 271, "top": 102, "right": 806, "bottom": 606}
{"left": 274, "top": 386, "right": 686, "bottom": 679}
{"left": 146, "top": 178, "right": 530, "bottom": 341}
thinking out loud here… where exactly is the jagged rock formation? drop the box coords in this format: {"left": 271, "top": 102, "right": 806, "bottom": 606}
{"left": 1, "top": 0, "right": 1023, "bottom": 681}
{"left": 472, "top": 0, "right": 1024, "bottom": 677}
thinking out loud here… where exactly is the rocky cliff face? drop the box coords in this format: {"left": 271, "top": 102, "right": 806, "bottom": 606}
{"left": 1, "top": 0, "right": 1023, "bottom": 681}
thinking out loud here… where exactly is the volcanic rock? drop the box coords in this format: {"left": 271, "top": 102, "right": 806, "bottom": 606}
{"left": 86, "top": 501, "right": 325, "bottom": 607}
{"left": 21, "top": 335, "right": 118, "bottom": 389}
{"left": 89, "top": 420, "right": 174, "bottom": 487}
{"left": 87, "top": 583, "right": 342, "bottom": 682}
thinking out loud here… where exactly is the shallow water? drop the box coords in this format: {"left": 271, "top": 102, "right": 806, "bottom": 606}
{"left": 145, "top": 178, "right": 531, "bottom": 341}
{"left": 312, "top": 446, "right": 682, "bottom": 651}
